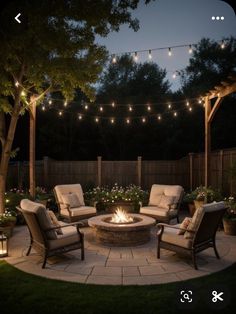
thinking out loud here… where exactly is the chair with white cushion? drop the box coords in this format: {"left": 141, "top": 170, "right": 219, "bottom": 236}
{"left": 156, "top": 201, "right": 227, "bottom": 269}
{"left": 140, "top": 184, "right": 184, "bottom": 223}
{"left": 54, "top": 184, "right": 97, "bottom": 222}
{"left": 17, "top": 199, "right": 84, "bottom": 268}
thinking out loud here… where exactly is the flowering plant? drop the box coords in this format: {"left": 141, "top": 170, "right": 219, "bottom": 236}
{"left": 224, "top": 196, "right": 236, "bottom": 220}
{"left": 0, "top": 210, "right": 17, "bottom": 227}
{"left": 183, "top": 186, "right": 222, "bottom": 203}
{"left": 84, "top": 184, "right": 149, "bottom": 211}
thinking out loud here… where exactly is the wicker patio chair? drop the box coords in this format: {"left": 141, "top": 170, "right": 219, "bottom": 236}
{"left": 54, "top": 184, "right": 97, "bottom": 222}
{"left": 140, "top": 184, "right": 184, "bottom": 223}
{"left": 17, "top": 199, "right": 84, "bottom": 268}
{"left": 156, "top": 201, "right": 227, "bottom": 269}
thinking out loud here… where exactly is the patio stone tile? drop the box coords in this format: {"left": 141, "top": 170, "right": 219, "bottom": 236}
{"left": 106, "top": 258, "right": 148, "bottom": 267}
{"left": 123, "top": 273, "right": 180, "bottom": 285}
{"left": 92, "top": 266, "right": 122, "bottom": 276}
{"left": 176, "top": 269, "right": 210, "bottom": 281}
{"left": 65, "top": 264, "right": 93, "bottom": 275}
{"left": 86, "top": 276, "right": 122, "bottom": 285}
{"left": 122, "top": 266, "right": 140, "bottom": 277}
{"left": 108, "top": 251, "right": 121, "bottom": 259}
{"left": 139, "top": 265, "right": 166, "bottom": 276}
{"left": 5, "top": 257, "right": 28, "bottom": 265}
{"left": 160, "top": 262, "right": 192, "bottom": 273}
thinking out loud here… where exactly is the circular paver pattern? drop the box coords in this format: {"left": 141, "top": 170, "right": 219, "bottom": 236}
{"left": 5, "top": 225, "right": 236, "bottom": 285}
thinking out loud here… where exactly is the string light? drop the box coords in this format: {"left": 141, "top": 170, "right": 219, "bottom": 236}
{"left": 188, "top": 45, "right": 193, "bottom": 54}
{"left": 186, "top": 101, "right": 190, "bottom": 107}
{"left": 134, "top": 51, "right": 138, "bottom": 62}
{"left": 49, "top": 100, "right": 52, "bottom": 105}
{"left": 95, "top": 117, "right": 99, "bottom": 123}
{"left": 148, "top": 49, "right": 152, "bottom": 60}
{"left": 59, "top": 111, "right": 63, "bottom": 116}
{"left": 189, "top": 107, "right": 192, "bottom": 112}
{"left": 78, "top": 114, "right": 82, "bottom": 120}
{"left": 158, "top": 115, "right": 161, "bottom": 120}
{"left": 64, "top": 101, "right": 67, "bottom": 107}
{"left": 99, "top": 106, "right": 103, "bottom": 112}
{"left": 111, "top": 102, "right": 115, "bottom": 107}
{"left": 147, "top": 105, "right": 151, "bottom": 111}
{"left": 42, "top": 106, "right": 45, "bottom": 111}
{"left": 21, "top": 90, "right": 26, "bottom": 96}
{"left": 15, "top": 81, "right": 19, "bottom": 87}
{"left": 111, "top": 118, "right": 115, "bottom": 124}
{"left": 168, "top": 103, "right": 172, "bottom": 109}
{"left": 172, "top": 72, "right": 177, "bottom": 79}
{"left": 168, "top": 48, "right": 172, "bottom": 56}
{"left": 174, "top": 112, "right": 177, "bottom": 117}
{"left": 128, "top": 105, "right": 133, "bottom": 112}
{"left": 220, "top": 40, "right": 225, "bottom": 49}
{"left": 112, "top": 55, "right": 117, "bottom": 63}
{"left": 142, "top": 117, "right": 146, "bottom": 123}
{"left": 126, "top": 118, "right": 130, "bottom": 124}
{"left": 198, "top": 98, "right": 202, "bottom": 104}
{"left": 85, "top": 105, "right": 88, "bottom": 110}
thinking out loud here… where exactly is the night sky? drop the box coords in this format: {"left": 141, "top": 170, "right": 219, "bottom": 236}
{"left": 97, "top": 0, "right": 236, "bottom": 90}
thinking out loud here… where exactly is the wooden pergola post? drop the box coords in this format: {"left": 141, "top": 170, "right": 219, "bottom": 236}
{"left": 204, "top": 73, "right": 236, "bottom": 188}
{"left": 29, "top": 97, "right": 36, "bottom": 199}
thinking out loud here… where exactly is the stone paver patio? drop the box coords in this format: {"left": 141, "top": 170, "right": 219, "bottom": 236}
{"left": 5, "top": 224, "right": 236, "bottom": 285}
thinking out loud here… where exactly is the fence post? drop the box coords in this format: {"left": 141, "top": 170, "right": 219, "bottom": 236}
{"left": 137, "top": 156, "right": 142, "bottom": 187}
{"left": 230, "top": 152, "right": 233, "bottom": 195}
{"left": 189, "top": 153, "right": 194, "bottom": 191}
{"left": 43, "top": 156, "right": 49, "bottom": 188}
{"left": 219, "top": 150, "right": 224, "bottom": 192}
{"left": 97, "top": 156, "right": 102, "bottom": 187}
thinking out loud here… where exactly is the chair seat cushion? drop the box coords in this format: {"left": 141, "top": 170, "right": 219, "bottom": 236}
{"left": 140, "top": 206, "right": 177, "bottom": 218}
{"left": 61, "top": 206, "right": 96, "bottom": 217}
{"left": 48, "top": 232, "right": 81, "bottom": 250}
{"left": 161, "top": 225, "right": 193, "bottom": 249}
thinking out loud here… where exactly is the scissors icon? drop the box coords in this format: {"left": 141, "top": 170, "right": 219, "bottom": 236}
{"left": 212, "top": 291, "right": 224, "bottom": 302}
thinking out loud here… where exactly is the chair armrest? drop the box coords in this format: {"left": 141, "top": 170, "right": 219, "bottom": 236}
{"left": 156, "top": 223, "right": 196, "bottom": 236}
{"left": 167, "top": 202, "right": 178, "bottom": 211}
{"left": 139, "top": 201, "right": 142, "bottom": 207}
{"left": 45, "top": 221, "right": 84, "bottom": 231}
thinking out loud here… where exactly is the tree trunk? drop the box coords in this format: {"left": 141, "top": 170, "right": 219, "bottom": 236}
{"left": 0, "top": 104, "right": 20, "bottom": 213}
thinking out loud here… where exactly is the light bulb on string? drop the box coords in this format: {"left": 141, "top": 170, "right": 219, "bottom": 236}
{"left": 59, "top": 111, "right": 63, "bottom": 116}
{"left": 157, "top": 115, "right": 161, "bottom": 121}
{"left": 134, "top": 51, "right": 138, "bottom": 62}
{"left": 168, "top": 103, "right": 172, "bottom": 109}
{"left": 99, "top": 106, "right": 103, "bottom": 112}
{"left": 189, "top": 107, "right": 192, "bottom": 112}
{"left": 186, "top": 101, "right": 190, "bottom": 107}
{"left": 188, "top": 45, "right": 193, "bottom": 54}
{"left": 21, "top": 90, "right": 26, "bottom": 96}
{"left": 111, "top": 118, "right": 115, "bottom": 124}
{"left": 78, "top": 114, "right": 82, "bottom": 120}
{"left": 172, "top": 72, "right": 177, "bottom": 79}
{"left": 142, "top": 117, "right": 146, "bottom": 123}
{"left": 128, "top": 105, "right": 133, "bottom": 112}
{"left": 49, "top": 100, "right": 52, "bottom": 105}
{"left": 126, "top": 118, "right": 130, "bottom": 124}
{"left": 198, "top": 98, "right": 202, "bottom": 104}
{"left": 174, "top": 112, "right": 177, "bottom": 117}
{"left": 147, "top": 105, "right": 151, "bottom": 111}
{"left": 15, "top": 81, "right": 19, "bottom": 87}
{"left": 148, "top": 50, "right": 152, "bottom": 60}
{"left": 111, "top": 101, "right": 115, "bottom": 107}
{"left": 95, "top": 117, "right": 99, "bottom": 123}
{"left": 168, "top": 48, "right": 172, "bottom": 56}
{"left": 220, "top": 40, "right": 225, "bottom": 49}
{"left": 112, "top": 55, "right": 117, "bottom": 63}
{"left": 42, "top": 105, "right": 45, "bottom": 111}
{"left": 85, "top": 105, "right": 88, "bottom": 110}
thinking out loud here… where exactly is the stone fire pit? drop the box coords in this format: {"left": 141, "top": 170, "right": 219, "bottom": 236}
{"left": 88, "top": 213, "right": 156, "bottom": 246}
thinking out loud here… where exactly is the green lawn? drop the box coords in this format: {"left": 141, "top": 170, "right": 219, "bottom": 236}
{"left": 0, "top": 261, "right": 235, "bottom": 314}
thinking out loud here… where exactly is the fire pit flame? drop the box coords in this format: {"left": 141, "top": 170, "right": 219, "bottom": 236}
{"left": 110, "top": 207, "right": 134, "bottom": 224}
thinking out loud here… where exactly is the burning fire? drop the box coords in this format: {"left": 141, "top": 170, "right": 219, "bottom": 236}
{"left": 111, "top": 208, "right": 134, "bottom": 224}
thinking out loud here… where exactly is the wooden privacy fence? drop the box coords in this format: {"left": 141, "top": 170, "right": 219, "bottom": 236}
{"left": 7, "top": 148, "right": 236, "bottom": 194}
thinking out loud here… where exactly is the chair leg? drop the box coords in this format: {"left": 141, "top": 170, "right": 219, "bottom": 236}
{"left": 157, "top": 242, "right": 160, "bottom": 259}
{"left": 176, "top": 215, "right": 180, "bottom": 223}
{"left": 81, "top": 244, "right": 85, "bottom": 261}
{"left": 42, "top": 254, "right": 47, "bottom": 269}
{"left": 191, "top": 251, "right": 198, "bottom": 270}
{"left": 213, "top": 240, "right": 220, "bottom": 259}
{"left": 26, "top": 238, "right": 33, "bottom": 256}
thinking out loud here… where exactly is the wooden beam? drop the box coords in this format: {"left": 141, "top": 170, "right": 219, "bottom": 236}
{"left": 204, "top": 96, "right": 211, "bottom": 187}
{"left": 208, "top": 97, "right": 222, "bottom": 123}
{"left": 208, "top": 81, "right": 236, "bottom": 99}
{"left": 29, "top": 97, "right": 36, "bottom": 199}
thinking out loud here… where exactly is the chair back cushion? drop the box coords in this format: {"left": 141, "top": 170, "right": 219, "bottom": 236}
{"left": 61, "top": 193, "right": 81, "bottom": 208}
{"left": 54, "top": 184, "right": 85, "bottom": 213}
{"left": 149, "top": 184, "right": 183, "bottom": 207}
{"left": 184, "top": 207, "right": 204, "bottom": 239}
{"left": 20, "top": 199, "right": 57, "bottom": 240}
